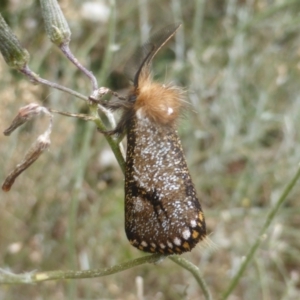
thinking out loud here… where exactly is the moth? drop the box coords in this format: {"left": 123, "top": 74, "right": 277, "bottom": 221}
{"left": 96, "top": 23, "right": 206, "bottom": 254}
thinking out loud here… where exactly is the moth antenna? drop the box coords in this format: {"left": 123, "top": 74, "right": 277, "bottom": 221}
{"left": 143, "top": 23, "right": 182, "bottom": 67}
{"left": 133, "top": 45, "right": 155, "bottom": 87}
{"left": 124, "top": 23, "right": 182, "bottom": 87}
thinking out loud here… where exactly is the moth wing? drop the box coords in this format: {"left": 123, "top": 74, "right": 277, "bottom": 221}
{"left": 124, "top": 120, "right": 206, "bottom": 254}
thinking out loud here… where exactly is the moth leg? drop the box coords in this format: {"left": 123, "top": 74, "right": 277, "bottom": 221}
{"left": 97, "top": 122, "right": 126, "bottom": 136}
{"left": 97, "top": 108, "right": 134, "bottom": 137}
{"left": 97, "top": 98, "right": 133, "bottom": 111}
{"left": 90, "top": 87, "right": 134, "bottom": 137}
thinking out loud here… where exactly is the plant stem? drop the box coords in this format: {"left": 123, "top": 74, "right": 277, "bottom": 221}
{"left": 0, "top": 254, "right": 164, "bottom": 284}
{"left": 20, "top": 65, "right": 88, "bottom": 102}
{"left": 60, "top": 42, "right": 98, "bottom": 91}
{"left": 97, "top": 0, "right": 116, "bottom": 85}
{"left": 222, "top": 164, "right": 300, "bottom": 299}
{"left": 169, "top": 256, "right": 212, "bottom": 300}
{"left": 89, "top": 105, "right": 126, "bottom": 172}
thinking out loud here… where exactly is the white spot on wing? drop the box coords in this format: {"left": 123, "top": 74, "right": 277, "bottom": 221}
{"left": 182, "top": 228, "right": 191, "bottom": 240}
{"left": 190, "top": 220, "right": 197, "bottom": 228}
{"left": 133, "top": 197, "right": 144, "bottom": 212}
{"left": 141, "top": 241, "right": 148, "bottom": 247}
{"left": 173, "top": 237, "right": 181, "bottom": 246}
{"left": 167, "top": 241, "right": 173, "bottom": 248}
{"left": 159, "top": 243, "right": 166, "bottom": 249}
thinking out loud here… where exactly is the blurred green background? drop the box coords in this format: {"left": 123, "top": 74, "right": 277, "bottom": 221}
{"left": 1, "top": 0, "right": 300, "bottom": 299}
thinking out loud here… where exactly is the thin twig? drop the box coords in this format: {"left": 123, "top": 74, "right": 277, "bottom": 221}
{"left": 169, "top": 256, "right": 212, "bottom": 300}
{"left": 49, "top": 108, "right": 96, "bottom": 121}
{"left": 89, "top": 105, "right": 126, "bottom": 171}
{"left": 222, "top": 164, "right": 300, "bottom": 299}
{"left": 0, "top": 254, "right": 164, "bottom": 284}
{"left": 20, "top": 65, "right": 88, "bottom": 102}
{"left": 60, "top": 42, "right": 98, "bottom": 91}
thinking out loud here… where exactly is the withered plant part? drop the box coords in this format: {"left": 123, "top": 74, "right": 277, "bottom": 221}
{"left": 2, "top": 104, "right": 52, "bottom": 191}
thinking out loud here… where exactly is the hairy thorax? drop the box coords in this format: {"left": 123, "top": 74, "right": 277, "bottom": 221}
{"left": 133, "top": 72, "right": 184, "bottom": 125}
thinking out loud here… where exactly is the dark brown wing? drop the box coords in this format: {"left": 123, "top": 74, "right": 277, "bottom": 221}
{"left": 124, "top": 23, "right": 182, "bottom": 88}
{"left": 124, "top": 117, "right": 206, "bottom": 254}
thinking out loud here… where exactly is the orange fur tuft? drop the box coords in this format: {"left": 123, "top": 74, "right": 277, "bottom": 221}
{"left": 133, "top": 71, "right": 184, "bottom": 125}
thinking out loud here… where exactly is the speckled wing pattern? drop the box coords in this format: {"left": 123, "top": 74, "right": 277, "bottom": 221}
{"left": 125, "top": 116, "right": 206, "bottom": 254}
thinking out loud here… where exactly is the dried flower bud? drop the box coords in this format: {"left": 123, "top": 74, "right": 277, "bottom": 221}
{"left": 39, "top": 0, "right": 71, "bottom": 46}
{"left": 2, "top": 104, "right": 53, "bottom": 191}
{"left": 0, "top": 13, "right": 30, "bottom": 69}
{"left": 2, "top": 132, "right": 51, "bottom": 192}
{"left": 3, "top": 103, "right": 50, "bottom": 136}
